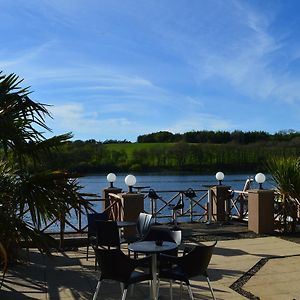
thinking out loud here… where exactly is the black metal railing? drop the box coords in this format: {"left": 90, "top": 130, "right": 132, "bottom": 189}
{"left": 29, "top": 187, "right": 257, "bottom": 235}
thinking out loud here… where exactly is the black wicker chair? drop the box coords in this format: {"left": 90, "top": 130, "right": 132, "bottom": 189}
{"left": 92, "top": 248, "right": 152, "bottom": 300}
{"left": 86, "top": 212, "right": 108, "bottom": 260}
{"left": 124, "top": 212, "right": 153, "bottom": 243}
{"left": 158, "top": 242, "right": 217, "bottom": 300}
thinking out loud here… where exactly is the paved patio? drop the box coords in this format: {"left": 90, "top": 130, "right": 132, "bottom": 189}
{"left": 1, "top": 236, "right": 300, "bottom": 300}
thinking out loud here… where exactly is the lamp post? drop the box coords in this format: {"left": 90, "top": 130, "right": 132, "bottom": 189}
{"left": 216, "top": 171, "right": 225, "bottom": 185}
{"left": 106, "top": 173, "right": 117, "bottom": 188}
{"left": 125, "top": 174, "right": 136, "bottom": 193}
{"left": 255, "top": 173, "right": 266, "bottom": 189}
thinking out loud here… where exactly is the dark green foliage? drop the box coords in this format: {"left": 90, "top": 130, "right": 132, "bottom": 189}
{"left": 267, "top": 157, "right": 300, "bottom": 232}
{"left": 137, "top": 131, "right": 181, "bottom": 143}
{"left": 137, "top": 130, "right": 299, "bottom": 144}
{"left": 39, "top": 140, "right": 300, "bottom": 174}
{"left": 0, "top": 71, "right": 90, "bottom": 262}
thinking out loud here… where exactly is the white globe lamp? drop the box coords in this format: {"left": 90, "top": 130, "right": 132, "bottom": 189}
{"left": 107, "top": 173, "right": 117, "bottom": 188}
{"left": 125, "top": 174, "right": 136, "bottom": 192}
{"left": 255, "top": 173, "right": 266, "bottom": 189}
{"left": 216, "top": 171, "right": 225, "bottom": 185}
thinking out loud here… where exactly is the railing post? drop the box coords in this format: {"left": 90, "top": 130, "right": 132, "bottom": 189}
{"left": 189, "top": 196, "right": 193, "bottom": 222}
{"left": 210, "top": 185, "right": 231, "bottom": 222}
{"left": 153, "top": 197, "right": 157, "bottom": 223}
{"left": 102, "top": 186, "right": 122, "bottom": 219}
{"left": 207, "top": 188, "right": 212, "bottom": 224}
{"left": 78, "top": 203, "right": 82, "bottom": 231}
{"left": 239, "top": 193, "right": 245, "bottom": 221}
{"left": 119, "top": 191, "right": 144, "bottom": 236}
{"left": 248, "top": 189, "right": 274, "bottom": 234}
{"left": 59, "top": 214, "right": 65, "bottom": 250}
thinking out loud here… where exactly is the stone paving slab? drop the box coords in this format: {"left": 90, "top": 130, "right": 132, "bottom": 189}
{"left": 244, "top": 255, "right": 300, "bottom": 299}
{"left": 1, "top": 237, "right": 300, "bottom": 299}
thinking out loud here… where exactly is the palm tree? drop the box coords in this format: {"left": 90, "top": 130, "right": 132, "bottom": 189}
{"left": 267, "top": 156, "right": 300, "bottom": 232}
{"left": 0, "top": 71, "right": 90, "bottom": 263}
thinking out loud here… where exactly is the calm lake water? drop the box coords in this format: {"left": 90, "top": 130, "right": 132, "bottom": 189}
{"left": 48, "top": 173, "right": 274, "bottom": 232}
{"left": 79, "top": 173, "right": 274, "bottom": 195}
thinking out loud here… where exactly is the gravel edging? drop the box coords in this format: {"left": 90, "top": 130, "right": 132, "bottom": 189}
{"left": 229, "top": 253, "right": 300, "bottom": 299}
{"left": 229, "top": 257, "right": 268, "bottom": 299}
{"left": 183, "top": 230, "right": 300, "bottom": 300}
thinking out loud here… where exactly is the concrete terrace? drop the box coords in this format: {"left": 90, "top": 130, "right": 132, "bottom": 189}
{"left": 1, "top": 225, "right": 300, "bottom": 300}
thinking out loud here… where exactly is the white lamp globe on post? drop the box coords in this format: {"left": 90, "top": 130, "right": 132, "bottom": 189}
{"left": 255, "top": 173, "right": 266, "bottom": 189}
{"left": 216, "top": 171, "right": 225, "bottom": 185}
{"left": 107, "top": 173, "right": 117, "bottom": 188}
{"left": 125, "top": 174, "right": 136, "bottom": 193}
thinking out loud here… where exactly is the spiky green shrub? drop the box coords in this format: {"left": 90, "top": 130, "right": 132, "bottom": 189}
{"left": 0, "top": 71, "right": 90, "bottom": 265}
{"left": 267, "top": 156, "right": 300, "bottom": 232}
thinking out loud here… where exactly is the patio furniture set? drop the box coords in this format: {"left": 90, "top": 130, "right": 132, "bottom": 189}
{"left": 87, "top": 212, "right": 216, "bottom": 300}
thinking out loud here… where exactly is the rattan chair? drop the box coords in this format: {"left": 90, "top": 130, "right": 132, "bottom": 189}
{"left": 124, "top": 212, "right": 153, "bottom": 243}
{"left": 92, "top": 248, "right": 152, "bottom": 300}
{"left": 158, "top": 242, "right": 217, "bottom": 300}
{"left": 86, "top": 212, "right": 108, "bottom": 260}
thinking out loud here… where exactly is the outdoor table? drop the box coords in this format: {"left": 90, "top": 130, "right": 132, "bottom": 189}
{"left": 128, "top": 240, "right": 178, "bottom": 300}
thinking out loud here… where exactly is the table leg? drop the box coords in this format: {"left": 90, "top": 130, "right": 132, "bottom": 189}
{"left": 151, "top": 253, "right": 157, "bottom": 300}
{"left": 207, "top": 188, "right": 212, "bottom": 224}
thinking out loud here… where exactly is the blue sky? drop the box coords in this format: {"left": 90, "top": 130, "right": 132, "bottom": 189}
{"left": 1, "top": 0, "right": 300, "bottom": 141}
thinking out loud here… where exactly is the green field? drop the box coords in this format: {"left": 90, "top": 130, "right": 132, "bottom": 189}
{"left": 48, "top": 141, "right": 300, "bottom": 174}
{"left": 103, "top": 143, "right": 173, "bottom": 160}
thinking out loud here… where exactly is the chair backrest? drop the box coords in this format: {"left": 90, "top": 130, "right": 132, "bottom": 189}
{"left": 87, "top": 212, "right": 108, "bottom": 238}
{"left": 169, "top": 229, "right": 182, "bottom": 245}
{"left": 94, "top": 248, "right": 135, "bottom": 283}
{"left": 95, "top": 220, "right": 120, "bottom": 248}
{"left": 180, "top": 242, "right": 217, "bottom": 278}
{"left": 136, "top": 213, "right": 153, "bottom": 238}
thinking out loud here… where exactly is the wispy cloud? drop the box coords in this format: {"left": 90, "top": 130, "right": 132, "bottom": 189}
{"left": 144, "top": 0, "right": 300, "bottom": 105}
{"left": 193, "top": 2, "right": 300, "bottom": 104}
{"left": 2, "top": 0, "right": 300, "bottom": 140}
{"left": 48, "top": 102, "right": 171, "bottom": 140}
{"left": 166, "top": 113, "right": 235, "bottom": 134}
{"left": 49, "top": 103, "right": 133, "bottom": 139}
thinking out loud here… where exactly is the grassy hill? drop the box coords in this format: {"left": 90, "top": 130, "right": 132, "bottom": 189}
{"left": 42, "top": 140, "right": 300, "bottom": 174}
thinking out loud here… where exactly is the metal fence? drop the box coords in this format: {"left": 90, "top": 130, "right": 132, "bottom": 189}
{"left": 23, "top": 183, "right": 300, "bottom": 241}
{"left": 35, "top": 187, "right": 250, "bottom": 235}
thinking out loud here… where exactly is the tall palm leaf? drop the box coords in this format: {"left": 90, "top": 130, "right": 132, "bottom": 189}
{"left": 0, "top": 71, "right": 72, "bottom": 165}
{"left": 0, "top": 71, "right": 91, "bottom": 265}
{"left": 267, "top": 157, "right": 300, "bottom": 232}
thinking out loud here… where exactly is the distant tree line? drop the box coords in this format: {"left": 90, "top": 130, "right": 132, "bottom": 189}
{"left": 137, "top": 129, "right": 300, "bottom": 144}
{"left": 71, "top": 139, "right": 132, "bottom": 145}
{"left": 33, "top": 134, "right": 300, "bottom": 174}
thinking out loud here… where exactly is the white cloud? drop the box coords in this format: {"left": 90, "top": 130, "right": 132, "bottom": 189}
{"left": 166, "top": 113, "right": 235, "bottom": 134}
{"left": 194, "top": 2, "right": 300, "bottom": 104}
{"left": 48, "top": 103, "right": 137, "bottom": 140}
{"left": 3, "top": 0, "right": 300, "bottom": 141}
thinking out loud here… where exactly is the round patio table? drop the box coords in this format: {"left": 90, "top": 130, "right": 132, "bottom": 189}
{"left": 128, "top": 240, "right": 178, "bottom": 300}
